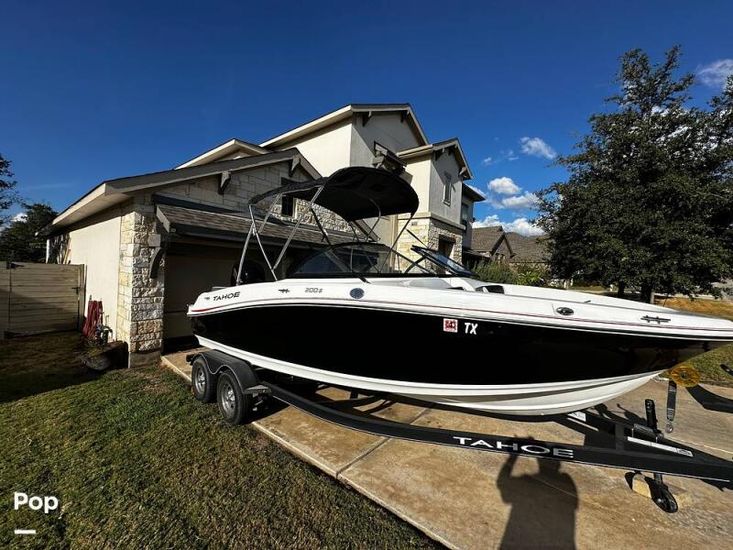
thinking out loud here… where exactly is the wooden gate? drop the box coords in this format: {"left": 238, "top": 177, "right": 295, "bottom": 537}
{"left": 0, "top": 262, "right": 85, "bottom": 337}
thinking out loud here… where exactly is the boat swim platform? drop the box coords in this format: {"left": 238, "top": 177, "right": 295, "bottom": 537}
{"left": 162, "top": 349, "right": 733, "bottom": 549}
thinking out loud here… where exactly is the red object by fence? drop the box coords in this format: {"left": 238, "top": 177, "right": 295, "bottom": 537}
{"left": 83, "top": 300, "right": 103, "bottom": 338}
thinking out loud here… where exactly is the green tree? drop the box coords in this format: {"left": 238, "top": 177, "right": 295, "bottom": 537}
{"left": 536, "top": 46, "right": 733, "bottom": 301}
{"left": 0, "top": 154, "right": 18, "bottom": 223}
{"left": 0, "top": 203, "right": 58, "bottom": 262}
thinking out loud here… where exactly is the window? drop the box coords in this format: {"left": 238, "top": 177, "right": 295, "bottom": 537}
{"left": 443, "top": 172, "right": 453, "bottom": 205}
{"left": 281, "top": 194, "right": 294, "bottom": 217}
{"left": 461, "top": 202, "right": 469, "bottom": 226}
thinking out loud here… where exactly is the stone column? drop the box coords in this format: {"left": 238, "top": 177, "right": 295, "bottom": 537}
{"left": 117, "top": 196, "right": 165, "bottom": 367}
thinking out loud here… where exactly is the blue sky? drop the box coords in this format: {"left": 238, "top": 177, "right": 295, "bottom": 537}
{"left": 1, "top": 1, "right": 731, "bottom": 234}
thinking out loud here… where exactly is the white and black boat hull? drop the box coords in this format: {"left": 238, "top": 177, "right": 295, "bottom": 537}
{"left": 190, "top": 303, "right": 714, "bottom": 415}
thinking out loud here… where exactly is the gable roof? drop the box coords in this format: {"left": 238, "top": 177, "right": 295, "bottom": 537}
{"left": 397, "top": 138, "right": 475, "bottom": 181}
{"left": 505, "top": 232, "right": 548, "bottom": 263}
{"left": 261, "top": 104, "right": 429, "bottom": 148}
{"left": 176, "top": 138, "right": 271, "bottom": 169}
{"left": 470, "top": 226, "right": 510, "bottom": 255}
{"left": 48, "top": 149, "right": 318, "bottom": 232}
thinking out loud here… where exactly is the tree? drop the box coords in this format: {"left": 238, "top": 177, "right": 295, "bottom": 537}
{"left": 0, "top": 203, "right": 57, "bottom": 262}
{"left": 0, "top": 154, "right": 18, "bottom": 223}
{"left": 536, "top": 46, "right": 733, "bottom": 301}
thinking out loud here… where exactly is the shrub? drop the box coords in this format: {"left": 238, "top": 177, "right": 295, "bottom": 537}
{"left": 472, "top": 261, "right": 518, "bottom": 284}
{"left": 472, "top": 261, "right": 549, "bottom": 287}
{"left": 514, "top": 264, "right": 549, "bottom": 287}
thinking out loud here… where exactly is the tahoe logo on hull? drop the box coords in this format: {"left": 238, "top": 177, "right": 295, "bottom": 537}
{"left": 213, "top": 291, "right": 240, "bottom": 302}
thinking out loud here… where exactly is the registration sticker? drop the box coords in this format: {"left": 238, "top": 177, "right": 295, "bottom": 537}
{"left": 443, "top": 318, "right": 458, "bottom": 333}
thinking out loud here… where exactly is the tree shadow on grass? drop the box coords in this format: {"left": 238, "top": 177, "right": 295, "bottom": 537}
{"left": 0, "top": 331, "right": 101, "bottom": 404}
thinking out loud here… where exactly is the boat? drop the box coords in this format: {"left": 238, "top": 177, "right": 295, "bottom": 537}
{"left": 188, "top": 167, "right": 733, "bottom": 415}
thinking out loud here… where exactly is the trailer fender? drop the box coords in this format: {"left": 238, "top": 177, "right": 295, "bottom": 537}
{"left": 187, "top": 350, "right": 259, "bottom": 393}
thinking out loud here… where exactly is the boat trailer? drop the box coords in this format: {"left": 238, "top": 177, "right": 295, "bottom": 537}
{"left": 188, "top": 350, "right": 733, "bottom": 514}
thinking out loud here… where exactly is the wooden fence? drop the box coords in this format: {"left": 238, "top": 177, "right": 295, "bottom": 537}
{"left": 0, "top": 262, "right": 85, "bottom": 338}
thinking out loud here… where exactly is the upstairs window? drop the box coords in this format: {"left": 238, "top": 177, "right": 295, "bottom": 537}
{"left": 281, "top": 194, "right": 294, "bottom": 217}
{"left": 461, "top": 202, "right": 469, "bottom": 226}
{"left": 443, "top": 172, "right": 453, "bottom": 205}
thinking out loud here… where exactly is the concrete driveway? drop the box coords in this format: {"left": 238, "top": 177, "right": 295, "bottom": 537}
{"left": 163, "top": 350, "right": 733, "bottom": 549}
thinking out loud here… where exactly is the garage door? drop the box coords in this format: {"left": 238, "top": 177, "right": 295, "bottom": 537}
{"left": 163, "top": 251, "right": 238, "bottom": 349}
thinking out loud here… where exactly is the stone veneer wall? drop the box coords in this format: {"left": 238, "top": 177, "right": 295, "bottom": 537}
{"left": 117, "top": 195, "right": 165, "bottom": 367}
{"left": 118, "top": 161, "right": 316, "bottom": 367}
{"left": 395, "top": 217, "right": 463, "bottom": 265}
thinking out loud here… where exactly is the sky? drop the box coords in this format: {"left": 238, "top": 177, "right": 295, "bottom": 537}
{"left": 1, "top": 0, "right": 731, "bottom": 234}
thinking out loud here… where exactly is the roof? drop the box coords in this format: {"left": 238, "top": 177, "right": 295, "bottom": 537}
{"left": 462, "top": 184, "right": 485, "bottom": 202}
{"left": 397, "top": 138, "right": 474, "bottom": 181}
{"left": 47, "top": 149, "right": 318, "bottom": 232}
{"left": 505, "top": 232, "right": 548, "bottom": 263}
{"left": 251, "top": 166, "right": 419, "bottom": 222}
{"left": 176, "top": 138, "right": 271, "bottom": 169}
{"left": 156, "top": 202, "right": 352, "bottom": 246}
{"left": 470, "top": 226, "right": 509, "bottom": 254}
{"left": 261, "top": 104, "right": 429, "bottom": 148}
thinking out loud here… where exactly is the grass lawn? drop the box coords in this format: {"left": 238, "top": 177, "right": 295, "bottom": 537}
{"left": 658, "top": 297, "right": 733, "bottom": 387}
{"left": 0, "top": 332, "right": 437, "bottom": 549}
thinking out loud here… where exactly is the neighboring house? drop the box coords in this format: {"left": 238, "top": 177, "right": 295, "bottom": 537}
{"left": 467, "top": 226, "right": 548, "bottom": 266}
{"left": 506, "top": 232, "right": 548, "bottom": 265}
{"left": 43, "top": 104, "right": 482, "bottom": 367}
{"left": 465, "top": 226, "right": 513, "bottom": 265}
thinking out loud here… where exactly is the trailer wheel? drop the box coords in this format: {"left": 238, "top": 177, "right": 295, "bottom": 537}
{"left": 191, "top": 357, "right": 216, "bottom": 403}
{"left": 216, "top": 371, "right": 251, "bottom": 425}
{"left": 653, "top": 486, "right": 678, "bottom": 513}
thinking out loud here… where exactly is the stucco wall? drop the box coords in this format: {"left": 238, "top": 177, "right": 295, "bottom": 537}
{"left": 350, "top": 112, "right": 422, "bottom": 166}
{"left": 462, "top": 198, "right": 474, "bottom": 249}
{"left": 51, "top": 209, "right": 122, "bottom": 334}
{"left": 428, "top": 150, "right": 463, "bottom": 225}
{"left": 274, "top": 120, "right": 352, "bottom": 176}
{"left": 403, "top": 156, "right": 432, "bottom": 214}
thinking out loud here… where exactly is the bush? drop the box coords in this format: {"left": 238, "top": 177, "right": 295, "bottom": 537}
{"left": 472, "top": 261, "right": 549, "bottom": 286}
{"left": 472, "top": 261, "right": 518, "bottom": 284}
{"left": 514, "top": 264, "right": 549, "bottom": 287}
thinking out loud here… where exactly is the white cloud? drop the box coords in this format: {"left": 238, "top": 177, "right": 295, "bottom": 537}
{"left": 481, "top": 156, "right": 493, "bottom": 166}
{"left": 697, "top": 59, "right": 733, "bottom": 89}
{"left": 473, "top": 215, "right": 544, "bottom": 236}
{"left": 488, "top": 192, "right": 539, "bottom": 210}
{"left": 467, "top": 184, "right": 486, "bottom": 199}
{"left": 11, "top": 212, "right": 27, "bottom": 223}
{"left": 502, "top": 217, "right": 545, "bottom": 236}
{"left": 500, "top": 192, "right": 539, "bottom": 210}
{"left": 488, "top": 177, "right": 520, "bottom": 195}
{"left": 504, "top": 149, "right": 518, "bottom": 161}
{"left": 520, "top": 137, "right": 556, "bottom": 160}
{"left": 473, "top": 214, "right": 501, "bottom": 228}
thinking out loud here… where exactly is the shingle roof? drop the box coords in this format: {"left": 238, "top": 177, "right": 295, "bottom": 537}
{"left": 156, "top": 203, "right": 352, "bottom": 246}
{"left": 470, "top": 226, "right": 505, "bottom": 253}
{"left": 505, "top": 232, "right": 548, "bottom": 263}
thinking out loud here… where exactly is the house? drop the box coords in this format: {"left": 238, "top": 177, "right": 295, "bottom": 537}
{"left": 465, "top": 226, "right": 513, "bottom": 265}
{"left": 467, "top": 226, "right": 548, "bottom": 266}
{"left": 43, "top": 104, "right": 483, "bottom": 367}
{"left": 182, "top": 104, "right": 484, "bottom": 260}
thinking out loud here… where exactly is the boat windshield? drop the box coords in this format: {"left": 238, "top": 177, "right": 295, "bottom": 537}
{"left": 289, "top": 243, "right": 434, "bottom": 278}
{"left": 410, "top": 246, "right": 475, "bottom": 277}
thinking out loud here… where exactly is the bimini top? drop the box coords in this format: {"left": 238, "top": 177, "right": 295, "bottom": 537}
{"left": 249, "top": 166, "right": 419, "bottom": 222}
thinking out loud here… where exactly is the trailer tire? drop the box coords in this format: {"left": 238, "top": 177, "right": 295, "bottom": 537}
{"left": 191, "top": 357, "right": 216, "bottom": 403}
{"left": 216, "top": 371, "right": 251, "bottom": 425}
